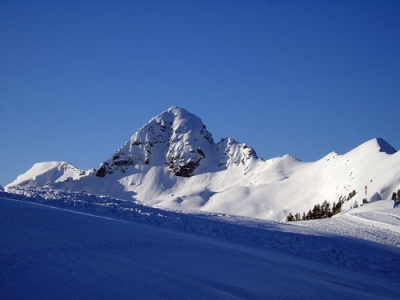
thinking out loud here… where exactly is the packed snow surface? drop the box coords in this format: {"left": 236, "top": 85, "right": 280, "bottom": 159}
{"left": 1, "top": 189, "right": 400, "bottom": 299}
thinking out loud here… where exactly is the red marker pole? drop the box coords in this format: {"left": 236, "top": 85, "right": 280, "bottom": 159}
{"left": 365, "top": 186, "right": 367, "bottom": 202}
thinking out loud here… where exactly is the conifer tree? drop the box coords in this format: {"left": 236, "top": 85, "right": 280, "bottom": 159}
{"left": 333, "top": 201, "right": 342, "bottom": 215}
{"left": 321, "top": 201, "right": 331, "bottom": 218}
{"left": 312, "top": 204, "right": 321, "bottom": 219}
{"left": 306, "top": 210, "right": 312, "bottom": 220}
{"left": 286, "top": 213, "right": 294, "bottom": 222}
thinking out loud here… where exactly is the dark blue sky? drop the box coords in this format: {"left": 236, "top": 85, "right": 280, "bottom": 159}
{"left": 1, "top": 0, "right": 399, "bottom": 185}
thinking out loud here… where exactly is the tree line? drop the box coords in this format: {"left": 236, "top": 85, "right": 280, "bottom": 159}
{"left": 286, "top": 190, "right": 357, "bottom": 222}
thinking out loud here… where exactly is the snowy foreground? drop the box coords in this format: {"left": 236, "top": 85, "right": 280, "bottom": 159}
{"left": 1, "top": 190, "right": 400, "bottom": 299}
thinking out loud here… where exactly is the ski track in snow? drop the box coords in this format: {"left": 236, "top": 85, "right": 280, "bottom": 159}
{"left": 1, "top": 189, "right": 400, "bottom": 299}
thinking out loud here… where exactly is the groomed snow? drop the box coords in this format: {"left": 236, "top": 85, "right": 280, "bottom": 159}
{"left": 295, "top": 200, "right": 400, "bottom": 248}
{"left": 1, "top": 190, "right": 399, "bottom": 299}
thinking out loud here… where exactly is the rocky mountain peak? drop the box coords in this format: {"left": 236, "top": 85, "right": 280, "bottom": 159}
{"left": 96, "top": 107, "right": 215, "bottom": 177}
{"left": 217, "top": 138, "right": 259, "bottom": 168}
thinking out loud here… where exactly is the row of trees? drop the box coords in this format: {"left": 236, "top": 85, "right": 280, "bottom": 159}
{"left": 286, "top": 190, "right": 357, "bottom": 222}
{"left": 286, "top": 200, "right": 343, "bottom": 222}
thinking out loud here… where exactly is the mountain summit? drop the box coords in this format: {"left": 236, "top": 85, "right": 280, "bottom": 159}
{"left": 96, "top": 106, "right": 258, "bottom": 177}
{"left": 5, "top": 107, "right": 400, "bottom": 221}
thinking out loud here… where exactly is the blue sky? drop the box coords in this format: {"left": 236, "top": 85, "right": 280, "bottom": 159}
{"left": 1, "top": 0, "right": 399, "bottom": 186}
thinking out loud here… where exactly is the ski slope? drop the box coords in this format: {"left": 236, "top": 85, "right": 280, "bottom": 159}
{"left": 1, "top": 191, "right": 400, "bottom": 299}
{"left": 296, "top": 200, "right": 400, "bottom": 248}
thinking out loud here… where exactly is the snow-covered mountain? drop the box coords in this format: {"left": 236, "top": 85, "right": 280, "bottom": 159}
{"left": 94, "top": 106, "right": 258, "bottom": 178}
{"left": 6, "top": 106, "right": 400, "bottom": 221}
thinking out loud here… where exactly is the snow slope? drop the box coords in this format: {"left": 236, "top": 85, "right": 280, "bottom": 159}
{"left": 297, "top": 200, "right": 400, "bottom": 247}
{"left": 8, "top": 161, "right": 92, "bottom": 186}
{"left": 6, "top": 107, "right": 400, "bottom": 221}
{"left": 1, "top": 192, "right": 400, "bottom": 299}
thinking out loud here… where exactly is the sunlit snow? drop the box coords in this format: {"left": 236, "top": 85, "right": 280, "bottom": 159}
{"left": 1, "top": 190, "right": 399, "bottom": 299}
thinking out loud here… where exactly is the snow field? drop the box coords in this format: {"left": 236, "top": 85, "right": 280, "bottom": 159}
{"left": 1, "top": 189, "right": 400, "bottom": 299}
{"left": 296, "top": 200, "right": 400, "bottom": 248}
{"left": 1, "top": 195, "right": 400, "bottom": 299}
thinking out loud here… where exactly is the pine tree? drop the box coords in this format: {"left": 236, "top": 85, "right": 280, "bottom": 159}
{"left": 312, "top": 204, "right": 321, "bottom": 219}
{"left": 348, "top": 190, "right": 356, "bottom": 200}
{"left": 321, "top": 200, "right": 331, "bottom": 218}
{"left": 333, "top": 201, "right": 342, "bottom": 215}
{"left": 286, "top": 213, "right": 294, "bottom": 222}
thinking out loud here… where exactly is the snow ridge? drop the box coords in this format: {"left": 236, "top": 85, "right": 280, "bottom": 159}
{"left": 9, "top": 161, "right": 92, "bottom": 187}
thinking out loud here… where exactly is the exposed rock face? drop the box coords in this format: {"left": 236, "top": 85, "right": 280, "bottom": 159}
{"left": 217, "top": 138, "right": 258, "bottom": 168}
{"left": 95, "top": 106, "right": 259, "bottom": 177}
{"left": 96, "top": 107, "right": 212, "bottom": 177}
{"left": 95, "top": 165, "right": 106, "bottom": 177}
